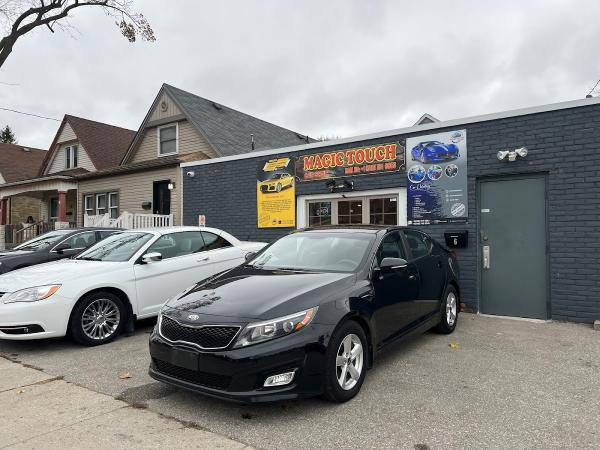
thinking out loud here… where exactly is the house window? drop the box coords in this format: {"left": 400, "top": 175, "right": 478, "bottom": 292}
{"left": 308, "top": 201, "right": 332, "bottom": 227}
{"left": 50, "top": 198, "right": 59, "bottom": 218}
{"left": 96, "top": 194, "right": 107, "bottom": 215}
{"left": 65, "top": 145, "right": 78, "bottom": 169}
{"left": 85, "top": 192, "right": 119, "bottom": 217}
{"left": 84, "top": 195, "right": 94, "bottom": 216}
{"left": 369, "top": 197, "right": 398, "bottom": 225}
{"left": 109, "top": 192, "right": 119, "bottom": 218}
{"left": 158, "top": 124, "right": 178, "bottom": 155}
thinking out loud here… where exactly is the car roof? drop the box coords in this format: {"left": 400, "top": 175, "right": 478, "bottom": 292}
{"left": 296, "top": 225, "right": 408, "bottom": 234}
{"left": 127, "top": 226, "right": 229, "bottom": 236}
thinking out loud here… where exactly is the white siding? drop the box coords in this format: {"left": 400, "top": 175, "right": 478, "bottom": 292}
{"left": 149, "top": 93, "right": 182, "bottom": 121}
{"left": 129, "top": 120, "right": 217, "bottom": 164}
{"left": 77, "top": 166, "right": 180, "bottom": 226}
{"left": 58, "top": 123, "right": 77, "bottom": 143}
{"left": 47, "top": 143, "right": 96, "bottom": 174}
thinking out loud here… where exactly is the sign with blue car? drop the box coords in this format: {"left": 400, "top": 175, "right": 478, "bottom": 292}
{"left": 405, "top": 130, "right": 468, "bottom": 225}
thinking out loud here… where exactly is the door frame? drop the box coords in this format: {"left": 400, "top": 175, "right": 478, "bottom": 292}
{"left": 476, "top": 172, "right": 551, "bottom": 319}
{"left": 152, "top": 179, "right": 172, "bottom": 215}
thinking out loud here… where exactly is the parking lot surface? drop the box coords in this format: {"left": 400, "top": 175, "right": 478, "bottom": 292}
{"left": 1, "top": 314, "right": 598, "bottom": 449}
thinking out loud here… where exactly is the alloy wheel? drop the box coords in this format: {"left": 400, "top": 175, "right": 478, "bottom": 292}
{"left": 81, "top": 298, "right": 121, "bottom": 341}
{"left": 446, "top": 292, "right": 457, "bottom": 326}
{"left": 335, "top": 333, "right": 363, "bottom": 390}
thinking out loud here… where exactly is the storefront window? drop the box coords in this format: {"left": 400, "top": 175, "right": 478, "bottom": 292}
{"left": 369, "top": 197, "right": 397, "bottom": 225}
{"left": 338, "top": 200, "right": 363, "bottom": 224}
{"left": 308, "top": 201, "right": 331, "bottom": 227}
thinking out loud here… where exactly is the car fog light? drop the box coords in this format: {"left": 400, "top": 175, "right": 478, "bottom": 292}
{"left": 264, "top": 371, "right": 295, "bottom": 387}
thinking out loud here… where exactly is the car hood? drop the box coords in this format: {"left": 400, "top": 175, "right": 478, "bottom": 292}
{"left": 165, "top": 265, "right": 356, "bottom": 321}
{"left": 0, "top": 259, "right": 124, "bottom": 292}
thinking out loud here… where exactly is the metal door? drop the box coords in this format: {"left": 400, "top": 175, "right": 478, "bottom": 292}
{"left": 479, "top": 175, "right": 548, "bottom": 319}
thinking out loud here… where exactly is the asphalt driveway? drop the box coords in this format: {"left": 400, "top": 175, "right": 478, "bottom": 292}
{"left": 1, "top": 314, "right": 598, "bottom": 449}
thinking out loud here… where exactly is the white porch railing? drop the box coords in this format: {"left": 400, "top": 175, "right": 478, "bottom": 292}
{"left": 84, "top": 212, "right": 173, "bottom": 229}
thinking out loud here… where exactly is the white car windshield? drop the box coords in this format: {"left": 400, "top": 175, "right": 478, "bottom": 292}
{"left": 76, "top": 232, "right": 153, "bottom": 262}
{"left": 14, "top": 230, "right": 73, "bottom": 251}
{"left": 248, "top": 232, "right": 375, "bottom": 273}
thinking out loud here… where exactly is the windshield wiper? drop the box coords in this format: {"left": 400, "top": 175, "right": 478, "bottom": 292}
{"left": 77, "top": 256, "right": 100, "bottom": 261}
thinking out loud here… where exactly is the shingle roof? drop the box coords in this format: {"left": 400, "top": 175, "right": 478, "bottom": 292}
{"left": 163, "top": 84, "right": 315, "bottom": 157}
{"left": 0, "top": 143, "right": 47, "bottom": 183}
{"left": 41, "top": 115, "right": 136, "bottom": 175}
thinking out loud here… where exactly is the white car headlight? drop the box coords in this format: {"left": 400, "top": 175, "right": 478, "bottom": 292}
{"left": 3, "top": 285, "right": 61, "bottom": 304}
{"left": 233, "top": 307, "right": 318, "bottom": 348}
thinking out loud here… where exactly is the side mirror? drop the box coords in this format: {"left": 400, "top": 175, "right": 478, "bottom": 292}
{"left": 54, "top": 243, "right": 71, "bottom": 254}
{"left": 244, "top": 251, "right": 256, "bottom": 262}
{"left": 141, "top": 252, "right": 162, "bottom": 264}
{"left": 379, "top": 257, "right": 408, "bottom": 272}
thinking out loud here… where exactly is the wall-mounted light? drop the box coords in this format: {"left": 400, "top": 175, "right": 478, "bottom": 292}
{"left": 168, "top": 182, "right": 175, "bottom": 190}
{"left": 497, "top": 147, "right": 528, "bottom": 162}
{"left": 325, "top": 179, "right": 354, "bottom": 192}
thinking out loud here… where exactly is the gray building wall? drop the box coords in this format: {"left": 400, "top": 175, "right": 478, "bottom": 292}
{"left": 183, "top": 103, "right": 600, "bottom": 323}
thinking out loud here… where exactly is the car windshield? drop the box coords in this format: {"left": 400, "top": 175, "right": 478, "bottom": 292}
{"left": 248, "top": 232, "right": 375, "bottom": 273}
{"left": 14, "top": 230, "right": 73, "bottom": 251}
{"left": 75, "top": 232, "right": 153, "bottom": 262}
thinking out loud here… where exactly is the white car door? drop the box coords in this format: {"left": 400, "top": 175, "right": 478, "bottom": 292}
{"left": 199, "top": 231, "right": 247, "bottom": 274}
{"left": 133, "top": 231, "right": 217, "bottom": 317}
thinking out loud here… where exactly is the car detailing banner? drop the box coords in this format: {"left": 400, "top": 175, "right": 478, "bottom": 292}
{"left": 257, "top": 157, "right": 295, "bottom": 228}
{"left": 405, "top": 130, "right": 468, "bottom": 225}
{"left": 295, "top": 142, "right": 405, "bottom": 181}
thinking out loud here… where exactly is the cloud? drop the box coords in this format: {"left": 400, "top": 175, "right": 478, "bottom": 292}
{"left": 1, "top": 0, "right": 600, "bottom": 148}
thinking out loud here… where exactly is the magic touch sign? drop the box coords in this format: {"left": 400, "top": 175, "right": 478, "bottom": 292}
{"left": 295, "top": 142, "right": 405, "bottom": 181}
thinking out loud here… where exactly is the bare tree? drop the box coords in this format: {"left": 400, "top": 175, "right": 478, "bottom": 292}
{"left": 0, "top": 0, "right": 155, "bottom": 68}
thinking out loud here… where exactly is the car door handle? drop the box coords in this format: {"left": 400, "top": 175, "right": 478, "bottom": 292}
{"left": 197, "top": 256, "right": 210, "bottom": 262}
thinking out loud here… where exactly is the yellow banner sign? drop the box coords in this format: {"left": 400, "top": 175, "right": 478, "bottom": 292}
{"left": 257, "top": 158, "right": 295, "bottom": 228}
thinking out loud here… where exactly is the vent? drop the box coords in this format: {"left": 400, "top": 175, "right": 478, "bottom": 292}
{"left": 152, "top": 358, "right": 231, "bottom": 390}
{"left": 159, "top": 315, "right": 240, "bottom": 350}
{"left": 212, "top": 102, "right": 223, "bottom": 111}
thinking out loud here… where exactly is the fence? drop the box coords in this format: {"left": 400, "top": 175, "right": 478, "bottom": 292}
{"left": 83, "top": 212, "right": 173, "bottom": 229}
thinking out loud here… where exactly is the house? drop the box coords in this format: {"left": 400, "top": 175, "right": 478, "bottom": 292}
{"left": 0, "top": 115, "right": 135, "bottom": 246}
{"left": 0, "top": 143, "right": 47, "bottom": 225}
{"left": 77, "top": 83, "right": 314, "bottom": 227}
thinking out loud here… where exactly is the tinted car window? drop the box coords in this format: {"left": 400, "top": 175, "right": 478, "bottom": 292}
{"left": 59, "top": 231, "right": 97, "bottom": 250}
{"left": 200, "top": 232, "right": 232, "bottom": 251}
{"left": 404, "top": 230, "right": 431, "bottom": 259}
{"left": 146, "top": 232, "right": 205, "bottom": 259}
{"left": 376, "top": 232, "right": 407, "bottom": 265}
{"left": 98, "top": 230, "right": 119, "bottom": 240}
{"left": 14, "top": 230, "right": 72, "bottom": 251}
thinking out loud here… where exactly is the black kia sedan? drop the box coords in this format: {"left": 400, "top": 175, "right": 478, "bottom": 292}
{"left": 149, "top": 226, "right": 460, "bottom": 403}
{"left": 0, "top": 228, "right": 120, "bottom": 274}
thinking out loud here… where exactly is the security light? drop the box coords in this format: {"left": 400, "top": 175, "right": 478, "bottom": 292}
{"left": 515, "top": 147, "right": 528, "bottom": 158}
{"left": 497, "top": 150, "right": 510, "bottom": 161}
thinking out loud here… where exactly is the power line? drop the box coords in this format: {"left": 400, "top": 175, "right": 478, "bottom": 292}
{"left": 0, "top": 107, "right": 61, "bottom": 121}
{"left": 587, "top": 79, "right": 600, "bottom": 97}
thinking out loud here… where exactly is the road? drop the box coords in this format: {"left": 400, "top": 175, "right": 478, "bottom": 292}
{"left": 1, "top": 314, "right": 599, "bottom": 449}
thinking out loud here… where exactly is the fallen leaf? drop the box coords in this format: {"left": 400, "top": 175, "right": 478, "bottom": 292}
{"left": 448, "top": 342, "right": 459, "bottom": 349}
{"left": 119, "top": 373, "right": 132, "bottom": 379}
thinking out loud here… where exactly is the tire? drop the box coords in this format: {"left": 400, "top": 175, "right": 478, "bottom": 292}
{"left": 322, "top": 321, "right": 368, "bottom": 403}
{"left": 276, "top": 183, "right": 282, "bottom": 192}
{"left": 69, "top": 291, "right": 126, "bottom": 346}
{"left": 434, "top": 285, "right": 459, "bottom": 334}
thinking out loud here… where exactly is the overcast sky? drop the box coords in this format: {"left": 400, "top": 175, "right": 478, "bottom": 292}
{"left": 2, "top": 0, "right": 600, "bottom": 149}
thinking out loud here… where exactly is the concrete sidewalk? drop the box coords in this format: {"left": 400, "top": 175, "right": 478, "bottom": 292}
{"left": 0, "top": 357, "right": 252, "bottom": 449}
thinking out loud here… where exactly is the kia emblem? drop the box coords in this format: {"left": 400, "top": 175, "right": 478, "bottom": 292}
{"left": 188, "top": 314, "right": 200, "bottom": 321}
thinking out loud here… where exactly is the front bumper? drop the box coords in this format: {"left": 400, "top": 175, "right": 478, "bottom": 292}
{"left": 0, "top": 295, "right": 72, "bottom": 340}
{"left": 425, "top": 152, "right": 459, "bottom": 162}
{"left": 148, "top": 323, "right": 331, "bottom": 403}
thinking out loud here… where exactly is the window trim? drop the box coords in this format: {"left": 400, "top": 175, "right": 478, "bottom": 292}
{"left": 84, "top": 195, "right": 95, "bottom": 216}
{"left": 65, "top": 145, "right": 78, "bottom": 169}
{"left": 157, "top": 123, "right": 179, "bottom": 157}
{"left": 298, "top": 188, "right": 406, "bottom": 228}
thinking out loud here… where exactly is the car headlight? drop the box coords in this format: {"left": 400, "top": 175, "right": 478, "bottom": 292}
{"left": 3, "top": 285, "right": 61, "bottom": 304}
{"left": 233, "top": 307, "right": 318, "bottom": 348}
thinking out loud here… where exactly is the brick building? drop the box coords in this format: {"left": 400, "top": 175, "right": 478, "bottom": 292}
{"left": 181, "top": 97, "right": 600, "bottom": 324}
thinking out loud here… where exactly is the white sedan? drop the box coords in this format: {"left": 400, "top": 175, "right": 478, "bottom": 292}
{"left": 0, "top": 227, "right": 265, "bottom": 345}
